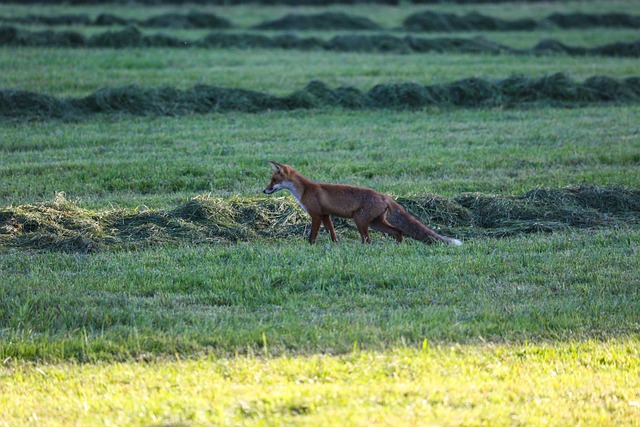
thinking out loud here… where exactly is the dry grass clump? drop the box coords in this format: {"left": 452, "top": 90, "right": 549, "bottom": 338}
{"left": 395, "top": 194, "right": 474, "bottom": 237}
{"left": 3, "top": 74, "right": 640, "bottom": 120}
{"left": 403, "top": 10, "right": 537, "bottom": 32}
{"left": 169, "top": 195, "right": 309, "bottom": 240}
{"left": 252, "top": 12, "right": 382, "bottom": 31}
{"left": 1, "top": 187, "right": 638, "bottom": 252}
{"left": 0, "top": 193, "right": 105, "bottom": 252}
{"left": 4, "top": 10, "right": 639, "bottom": 32}
{"left": 456, "top": 186, "right": 640, "bottom": 237}
{"left": 0, "top": 12, "right": 231, "bottom": 28}
{"left": 0, "top": 88, "right": 74, "bottom": 119}
{"left": 403, "top": 10, "right": 640, "bottom": 32}
{"left": 2, "top": 25, "right": 639, "bottom": 57}
{"left": 0, "top": 194, "right": 313, "bottom": 252}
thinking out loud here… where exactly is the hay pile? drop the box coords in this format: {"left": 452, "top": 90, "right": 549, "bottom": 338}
{"left": 2, "top": 187, "right": 638, "bottom": 252}
{"left": 0, "top": 0, "right": 594, "bottom": 5}
{"left": 252, "top": 12, "right": 382, "bottom": 30}
{"left": 0, "top": 87, "right": 75, "bottom": 118}
{"left": 0, "top": 193, "right": 106, "bottom": 252}
{"left": 2, "top": 13, "right": 93, "bottom": 26}
{"left": 0, "top": 25, "right": 620, "bottom": 56}
{"left": 3, "top": 11, "right": 639, "bottom": 31}
{"left": 543, "top": 12, "right": 640, "bottom": 29}
{"left": 0, "top": 12, "right": 232, "bottom": 29}
{"left": 0, "top": 195, "right": 311, "bottom": 252}
{"left": 404, "top": 11, "right": 536, "bottom": 32}
{"left": 75, "top": 84, "right": 279, "bottom": 114}
{"left": 403, "top": 10, "right": 640, "bottom": 32}
{"left": 2, "top": 74, "right": 640, "bottom": 120}
{"left": 455, "top": 187, "right": 640, "bottom": 237}
{"left": 533, "top": 39, "right": 640, "bottom": 57}
{"left": 139, "top": 12, "right": 232, "bottom": 29}
{"left": 1, "top": 25, "right": 638, "bottom": 58}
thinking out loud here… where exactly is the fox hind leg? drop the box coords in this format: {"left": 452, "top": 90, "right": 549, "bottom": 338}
{"left": 371, "top": 216, "right": 403, "bottom": 243}
{"left": 353, "top": 216, "right": 372, "bottom": 244}
{"left": 321, "top": 215, "right": 338, "bottom": 242}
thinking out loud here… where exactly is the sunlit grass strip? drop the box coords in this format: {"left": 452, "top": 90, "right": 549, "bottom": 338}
{"left": 2, "top": 340, "right": 638, "bottom": 426}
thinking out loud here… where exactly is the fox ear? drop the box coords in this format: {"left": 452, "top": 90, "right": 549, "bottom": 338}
{"left": 268, "top": 161, "right": 284, "bottom": 173}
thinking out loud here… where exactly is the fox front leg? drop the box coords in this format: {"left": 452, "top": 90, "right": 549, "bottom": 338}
{"left": 309, "top": 216, "right": 322, "bottom": 244}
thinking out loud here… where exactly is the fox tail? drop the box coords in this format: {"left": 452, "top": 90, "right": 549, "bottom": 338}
{"left": 387, "top": 200, "right": 462, "bottom": 246}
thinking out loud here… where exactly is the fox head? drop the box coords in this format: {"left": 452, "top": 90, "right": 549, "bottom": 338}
{"left": 263, "top": 161, "right": 292, "bottom": 195}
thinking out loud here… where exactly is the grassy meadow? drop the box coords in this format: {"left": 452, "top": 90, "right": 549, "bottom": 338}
{"left": 1, "top": 1, "right": 640, "bottom": 425}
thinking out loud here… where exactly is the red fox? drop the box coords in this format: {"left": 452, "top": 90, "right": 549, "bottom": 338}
{"left": 263, "top": 161, "right": 461, "bottom": 245}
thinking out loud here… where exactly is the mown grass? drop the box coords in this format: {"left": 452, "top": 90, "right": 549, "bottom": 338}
{"left": 2, "top": 341, "right": 639, "bottom": 426}
{"left": 1, "top": 1, "right": 639, "bottom": 425}
{"left": 3, "top": 48, "right": 640, "bottom": 97}
{"left": 1, "top": 230, "right": 638, "bottom": 362}
{"left": 2, "top": 107, "right": 639, "bottom": 209}
{"left": 4, "top": 23, "right": 638, "bottom": 52}
{"left": 2, "top": 0, "right": 640, "bottom": 28}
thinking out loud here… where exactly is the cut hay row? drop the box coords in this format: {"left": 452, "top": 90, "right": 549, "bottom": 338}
{"left": 403, "top": 11, "right": 640, "bottom": 32}
{"left": 2, "top": 74, "right": 639, "bottom": 120}
{"left": 2, "top": 11, "right": 640, "bottom": 31}
{"left": 1, "top": 25, "right": 639, "bottom": 58}
{"left": 1, "top": 186, "right": 638, "bottom": 252}
{"left": 0, "top": 0, "right": 578, "bottom": 5}
{"left": 0, "top": 11, "right": 233, "bottom": 29}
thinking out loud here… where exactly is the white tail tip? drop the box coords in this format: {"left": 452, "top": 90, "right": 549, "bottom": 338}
{"left": 448, "top": 238, "right": 462, "bottom": 246}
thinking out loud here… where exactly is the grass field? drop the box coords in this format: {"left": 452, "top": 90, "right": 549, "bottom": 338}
{"left": 2, "top": 107, "right": 639, "bottom": 208}
{"left": 3, "top": 342, "right": 639, "bottom": 426}
{"left": 1, "top": 1, "right": 639, "bottom": 425}
{"left": 2, "top": 0, "right": 640, "bottom": 27}
{"left": 5, "top": 49, "right": 640, "bottom": 97}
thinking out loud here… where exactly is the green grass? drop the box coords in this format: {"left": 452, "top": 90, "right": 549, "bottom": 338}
{"left": 1, "top": 230, "right": 639, "bottom": 361}
{"left": 2, "top": 107, "right": 639, "bottom": 209}
{"left": 2, "top": 0, "right": 640, "bottom": 28}
{"left": 2, "top": 341, "right": 639, "bottom": 426}
{"left": 5, "top": 23, "right": 638, "bottom": 52}
{"left": 3, "top": 48, "right": 639, "bottom": 97}
{"left": 1, "top": 1, "right": 640, "bottom": 425}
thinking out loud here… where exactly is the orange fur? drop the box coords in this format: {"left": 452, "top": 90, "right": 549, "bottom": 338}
{"left": 263, "top": 161, "right": 461, "bottom": 245}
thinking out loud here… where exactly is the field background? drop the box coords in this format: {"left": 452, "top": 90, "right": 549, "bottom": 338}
{"left": 1, "top": 0, "right": 639, "bottom": 426}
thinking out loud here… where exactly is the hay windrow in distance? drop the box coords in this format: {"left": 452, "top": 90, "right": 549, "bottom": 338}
{"left": 1, "top": 25, "right": 639, "bottom": 58}
{"left": 1, "top": 187, "right": 639, "bottom": 252}
{"left": 252, "top": 12, "right": 382, "bottom": 31}
{"left": 0, "top": 12, "right": 232, "bottom": 29}
{"left": 403, "top": 11, "right": 640, "bottom": 32}
{"left": 2, "top": 10, "right": 640, "bottom": 31}
{"left": 2, "top": 74, "right": 640, "bottom": 120}
{"left": 543, "top": 12, "right": 640, "bottom": 30}
{"left": 403, "top": 10, "right": 537, "bottom": 32}
{"left": 0, "top": 0, "right": 589, "bottom": 5}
